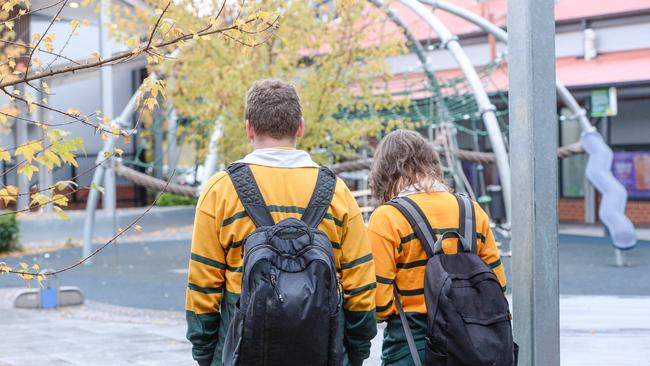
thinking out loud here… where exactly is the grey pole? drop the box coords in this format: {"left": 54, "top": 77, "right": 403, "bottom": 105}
{"left": 508, "top": 1, "right": 560, "bottom": 365}
{"left": 167, "top": 107, "right": 178, "bottom": 181}
{"left": 32, "top": 80, "right": 52, "bottom": 213}
{"left": 81, "top": 90, "right": 140, "bottom": 264}
{"left": 198, "top": 123, "right": 222, "bottom": 194}
{"left": 153, "top": 106, "right": 164, "bottom": 179}
{"left": 14, "top": 85, "right": 30, "bottom": 211}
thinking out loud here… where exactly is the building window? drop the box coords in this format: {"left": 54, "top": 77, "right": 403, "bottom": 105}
{"left": 560, "top": 108, "right": 586, "bottom": 198}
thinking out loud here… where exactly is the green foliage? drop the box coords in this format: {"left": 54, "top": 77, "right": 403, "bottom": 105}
{"left": 0, "top": 213, "right": 20, "bottom": 254}
{"left": 156, "top": 192, "right": 198, "bottom": 207}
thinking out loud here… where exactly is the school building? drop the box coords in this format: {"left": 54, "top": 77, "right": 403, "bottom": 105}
{"left": 383, "top": 0, "right": 650, "bottom": 225}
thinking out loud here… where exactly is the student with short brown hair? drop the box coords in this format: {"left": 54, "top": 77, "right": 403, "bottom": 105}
{"left": 368, "top": 129, "right": 507, "bottom": 365}
{"left": 186, "top": 79, "right": 377, "bottom": 366}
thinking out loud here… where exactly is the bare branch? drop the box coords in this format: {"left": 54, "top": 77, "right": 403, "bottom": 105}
{"left": 0, "top": 17, "right": 270, "bottom": 89}
{"left": 23, "top": 0, "right": 70, "bottom": 80}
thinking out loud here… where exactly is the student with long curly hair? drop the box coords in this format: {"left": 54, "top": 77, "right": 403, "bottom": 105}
{"left": 368, "top": 129, "right": 507, "bottom": 365}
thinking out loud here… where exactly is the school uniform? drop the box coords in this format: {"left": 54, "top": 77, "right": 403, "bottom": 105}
{"left": 186, "top": 148, "right": 377, "bottom": 366}
{"left": 368, "top": 189, "right": 507, "bottom": 365}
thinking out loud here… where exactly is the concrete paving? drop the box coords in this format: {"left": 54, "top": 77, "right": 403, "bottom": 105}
{"left": 1, "top": 233, "right": 649, "bottom": 365}
{"left": 1, "top": 291, "right": 648, "bottom": 366}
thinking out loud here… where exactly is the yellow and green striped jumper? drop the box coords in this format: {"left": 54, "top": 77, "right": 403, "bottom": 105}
{"left": 186, "top": 158, "right": 377, "bottom": 366}
{"left": 368, "top": 191, "right": 506, "bottom": 365}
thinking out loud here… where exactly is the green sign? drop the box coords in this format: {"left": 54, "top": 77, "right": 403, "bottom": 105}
{"left": 591, "top": 87, "right": 618, "bottom": 117}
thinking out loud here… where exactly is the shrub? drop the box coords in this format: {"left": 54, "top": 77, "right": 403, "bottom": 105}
{"left": 0, "top": 214, "right": 21, "bottom": 254}
{"left": 156, "top": 192, "right": 198, "bottom": 207}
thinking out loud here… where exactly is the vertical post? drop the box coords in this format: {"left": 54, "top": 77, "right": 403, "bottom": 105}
{"left": 584, "top": 179, "right": 596, "bottom": 224}
{"left": 99, "top": 0, "right": 114, "bottom": 122}
{"left": 153, "top": 107, "right": 164, "bottom": 179}
{"left": 508, "top": 0, "right": 560, "bottom": 365}
{"left": 167, "top": 106, "right": 178, "bottom": 181}
{"left": 34, "top": 80, "right": 52, "bottom": 213}
{"left": 15, "top": 85, "right": 30, "bottom": 211}
{"left": 100, "top": 0, "right": 115, "bottom": 214}
{"left": 199, "top": 123, "right": 222, "bottom": 193}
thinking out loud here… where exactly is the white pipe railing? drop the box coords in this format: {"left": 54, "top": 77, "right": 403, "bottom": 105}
{"left": 81, "top": 88, "right": 140, "bottom": 264}
{"left": 398, "top": 0, "right": 512, "bottom": 224}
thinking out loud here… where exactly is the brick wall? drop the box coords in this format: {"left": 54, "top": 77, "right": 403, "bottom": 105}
{"left": 559, "top": 198, "right": 585, "bottom": 222}
{"left": 626, "top": 200, "right": 650, "bottom": 225}
{"left": 559, "top": 198, "right": 650, "bottom": 225}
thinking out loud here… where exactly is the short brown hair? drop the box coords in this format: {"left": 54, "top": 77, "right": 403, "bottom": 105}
{"left": 245, "top": 79, "right": 302, "bottom": 139}
{"left": 369, "top": 129, "right": 445, "bottom": 203}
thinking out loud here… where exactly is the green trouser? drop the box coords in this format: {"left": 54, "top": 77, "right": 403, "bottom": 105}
{"left": 383, "top": 349, "right": 426, "bottom": 366}
{"left": 381, "top": 313, "right": 427, "bottom": 366}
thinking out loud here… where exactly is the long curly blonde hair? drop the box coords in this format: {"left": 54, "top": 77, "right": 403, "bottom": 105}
{"left": 369, "top": 129, "right": 446, "bottom": 203}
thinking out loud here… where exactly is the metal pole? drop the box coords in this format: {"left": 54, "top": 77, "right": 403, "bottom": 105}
{"left": 153, "top": 107, "right": 164, "bottom": 179}
{"left": 167, "top": 106, "right": 178, "bottom": 181}
{"left": 398, "top": 0, "right": 512, "bottom": 224}
{"left": 81, "top": 90, "right": 140, "bottom": 264}
{"left": 508, "top": 1, "right": 560, "bottom": 365}
{"left": 15, "top": 85, "right": 30, "bottom": 211}
{"left": 100, "top": 0, "right": 115, "bottom": 218}
{"left": 584, "top": 179, "right": 596, "bottom": 224}
{"left": 30, "top": 80, "right": 52, "bottom": 213}
{"left": 198, "top": 123, "right": 222, "bottom": 194}
{"left": 99, "top": 0, "right": 114, "bottom": 122}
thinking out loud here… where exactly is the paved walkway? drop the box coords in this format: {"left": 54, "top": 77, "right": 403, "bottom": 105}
{"left": 1, "top": 229, "right": 648, "bottom": 365}
{"left": 1, "top": 289, "right": 649, "bottom": 365}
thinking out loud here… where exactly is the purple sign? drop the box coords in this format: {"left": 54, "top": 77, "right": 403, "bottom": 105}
{"left": 612, "top": 151, "right": 650, "bottom": 199}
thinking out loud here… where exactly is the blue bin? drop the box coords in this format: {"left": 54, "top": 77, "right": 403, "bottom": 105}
{"left": 40, "top": 287, "right": 58, "bottom": 309}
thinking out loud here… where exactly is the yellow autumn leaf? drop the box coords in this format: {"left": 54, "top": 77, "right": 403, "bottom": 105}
{"left": 37, "top": 274, "right": 46, "bottom": 288}
{"left": 15, "top": 140, "right": 43, "bottom": 163}
{"left": 6, "top": 186, "right": 17, "bottom": 196}
{"left": 53, "top": 206, "right": 69, "bottom": 220}
{"left": 30, "top": 192, "right": 49, "bottom": 206}
{"left": 52, "top": 194, "right": 69, "bottom": 207}
{"left": 0, "top": 149, "right": 10, "bottom": 162}
{"left": 0, "top": 188, "right": 17, "bottom": 205}
{"left": 144, "top": 97, "right": 157, "bottom": 111}
{"left": 134, "top": 225, "right": 142, "bottom": 232}
{"left": 114, "top": 148, "right": 124, "bottom": 157}
{"left": 18, "top": 163, "right": 39, "bottom": 180}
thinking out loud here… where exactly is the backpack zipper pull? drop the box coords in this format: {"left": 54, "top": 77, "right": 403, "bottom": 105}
{"left": 270, "top": 274, "right": 284, "bottom": 303}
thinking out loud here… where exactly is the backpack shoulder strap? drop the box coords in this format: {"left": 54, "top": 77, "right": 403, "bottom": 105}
{"left": 455, "top": 193, "right": 477, "bottom": 253}
{"left": 386, "top": 196, "right": 436, "bottom": 258}
{"left": 393, "top": 286, "right": 423, "bottom": 366}
{"left": 301, "top": 167, "right": 336, "bottom": 228}
{"left": 227, "top": 163, "right": 274, "bottom": 228}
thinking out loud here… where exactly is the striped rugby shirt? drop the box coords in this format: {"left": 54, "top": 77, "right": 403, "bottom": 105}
{"left": 186, "top": 148, "right": 377, "bottom": 366}
{"left": 368, "top": 191, "right": 506, "bottom": 363}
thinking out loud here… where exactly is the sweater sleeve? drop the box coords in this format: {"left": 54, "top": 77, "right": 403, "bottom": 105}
{"left": 186, "top": 176, "right": 227, "bottom": 364}
{"left": 338, "top": 184, "right": 378, "bottom": 364}
{"left": 367, "top": 206, "right": 399, "bottom": 321}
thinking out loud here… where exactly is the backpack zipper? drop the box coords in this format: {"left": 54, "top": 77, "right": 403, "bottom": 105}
{"left": 269, "top": 274, "right": 284, "bottom": 303}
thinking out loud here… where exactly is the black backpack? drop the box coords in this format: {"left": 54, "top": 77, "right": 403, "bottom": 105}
{"left": 387, "top": 193, "right": 518, "bottom": 366}
{"left": 223, "top": 163, "right": 343, "bottom": 366}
